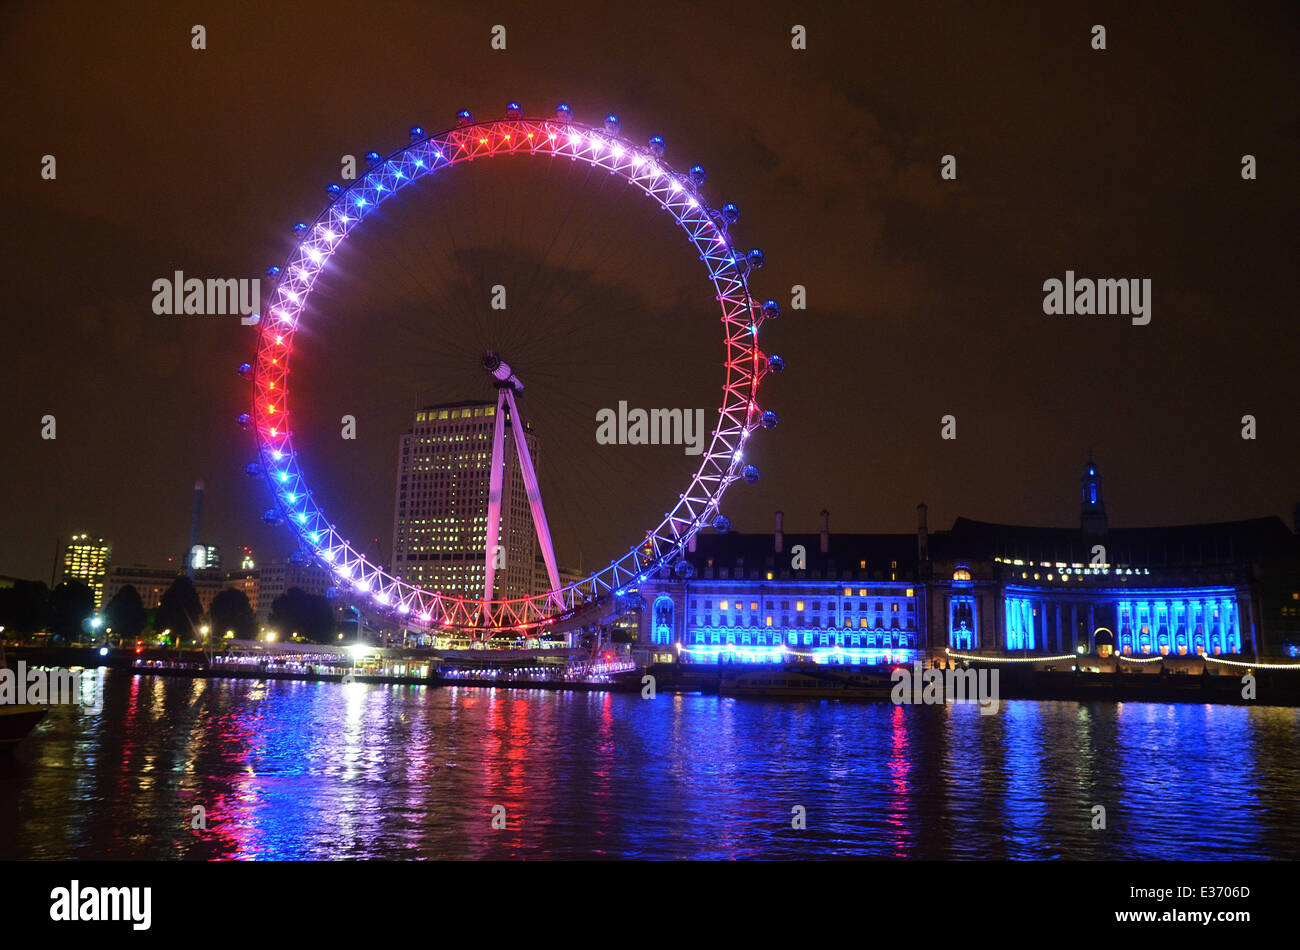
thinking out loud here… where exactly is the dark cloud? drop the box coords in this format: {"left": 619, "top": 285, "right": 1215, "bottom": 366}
{"left": 0, "top": 0, "right": 1296, "bottom": 581}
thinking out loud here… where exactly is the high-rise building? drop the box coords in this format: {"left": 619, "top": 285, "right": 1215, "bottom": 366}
{"left": 392, "top": 400, "right": 540, "bottom": 602}
{"left": 60, "top": 534, "right": 112, "bottom": 610}
{"left": 188, "top": 542, "right": 221, "bottom": 571}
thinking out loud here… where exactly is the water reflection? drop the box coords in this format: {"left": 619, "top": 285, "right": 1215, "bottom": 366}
{"left": 3, "top": 671, "right": 1297, "bottom": 860}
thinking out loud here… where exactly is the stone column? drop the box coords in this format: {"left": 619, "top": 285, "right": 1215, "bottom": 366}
{"left": 994, "top": 592, "right": 1004, "bottom": 654}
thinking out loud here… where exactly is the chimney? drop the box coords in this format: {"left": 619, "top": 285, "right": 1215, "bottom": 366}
{"left": 819, "top": 508, "right": 829, "bottom": 554}
{"left": 774, "top": 510, "right": 784, "bottom": 554}
{"left": 917, "top": 503, "right": 929, "bottom": 562}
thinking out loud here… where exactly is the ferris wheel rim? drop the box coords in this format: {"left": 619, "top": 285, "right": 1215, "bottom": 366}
{"left": 247, "top": 110, "right": 774, "bottom": 635}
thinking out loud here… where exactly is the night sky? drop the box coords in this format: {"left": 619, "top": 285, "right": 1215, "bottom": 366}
{"left": 1, "top": 0, "right": 1296, "bottom": 582}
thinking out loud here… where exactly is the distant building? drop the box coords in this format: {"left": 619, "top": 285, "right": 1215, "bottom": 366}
{"left": 635, "top": 460, "right": 1300, "bottom": 663}
{"left": 101, "top": 561, "right": 263, "bottom": 623}
{"left": 102, "top": 565, "right": 227, "bottom": 613}
{"left": 100, "top": 557, "right": 327, "bottom": 626}
{"left": 257, "top": 558, "right": 333, "bottom": 621}
{"left": 188, "top": 543, "right": 221, "bottom": 571}
{"left": 225, "top": 568, "right": 260, "bottom": 616}
{"left": 391, "top": 400, "right": 540, "bottom": 602}
{"left": 59, "top": 534, "right": 112, "bottom": 610}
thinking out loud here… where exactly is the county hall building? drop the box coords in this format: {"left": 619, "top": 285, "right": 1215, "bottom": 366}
{"left": 634, "top": 460, "right": 1300, "bottom": 666}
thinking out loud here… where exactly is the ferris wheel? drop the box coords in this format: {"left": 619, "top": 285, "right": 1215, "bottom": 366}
{"left": 238, "top": 102, "right": 785, "bottom": 639}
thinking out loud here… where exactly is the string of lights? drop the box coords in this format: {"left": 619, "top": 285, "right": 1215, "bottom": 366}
{"left": 1205, "top": 656, "right": 1300, "bottom": 671}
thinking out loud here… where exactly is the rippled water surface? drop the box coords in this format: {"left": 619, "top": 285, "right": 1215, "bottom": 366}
{"left": 3, "top": 669, "right": 1297, "bottom": 860}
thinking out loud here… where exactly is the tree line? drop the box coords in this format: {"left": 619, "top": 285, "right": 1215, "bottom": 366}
{"left": 0, "top": 574, "right": 340, "bottom": 645}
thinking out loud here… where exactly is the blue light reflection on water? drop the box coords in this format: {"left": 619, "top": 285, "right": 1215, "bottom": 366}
{"left": 4, "top": 670, "right": 1298, "bottom": 860}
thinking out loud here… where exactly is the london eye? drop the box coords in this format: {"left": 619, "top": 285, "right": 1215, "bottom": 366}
{"left": 239, "top": 103, "right": 785, "bottom": 639}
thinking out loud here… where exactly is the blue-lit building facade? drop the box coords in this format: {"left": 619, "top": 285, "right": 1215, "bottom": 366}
{"left": 634, "top": 462, "right": 1300, "bottom": 664}
{"left": 639, "top": 510, "right": 924, "bottom": 666}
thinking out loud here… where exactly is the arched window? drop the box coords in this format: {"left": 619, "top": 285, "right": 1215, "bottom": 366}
{"left": 950, "top": 596, "right": 975, "bottom": 650}
{"left": 652, "top": 596, "right": 674, "bottom": 646}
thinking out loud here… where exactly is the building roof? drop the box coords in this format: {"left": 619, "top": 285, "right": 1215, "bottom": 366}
{"left": 943, "top": 515, "right": 1299, "bottom": 566}
{"left": 683, "top": 530, "right": 919, "bottom": 580}
{"left": 417, "top": 399, "right": 494, "bottom": 411}
{"left": 673, "top": 513, "right": 1299, "bottom": 578}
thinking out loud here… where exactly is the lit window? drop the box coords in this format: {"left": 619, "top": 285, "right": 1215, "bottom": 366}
{"left": 796, "top": 601, "right": 804, "bottom": 611}
{"left": 766, "top": 616, "right": 773, "bottom": 627}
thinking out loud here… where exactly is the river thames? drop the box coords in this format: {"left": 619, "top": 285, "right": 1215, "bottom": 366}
{"left": 3, "top": 669, "right": 1297, "bottom": 860}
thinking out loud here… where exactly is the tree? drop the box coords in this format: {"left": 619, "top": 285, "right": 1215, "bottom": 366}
{"left": 49, "top": 580, "right": 95, "bottom": 643}
{"left": 154, "top": 574, "right": 202, "bottom": 644}
{"left": 210, "top": 587, "right": 257, "bottom": 640}
{"left": 269, "top": 587, "right": 336, "bottom": 643}
{"left": 0, "top": 579, "right": 51, "bottom": 637}
{"left": 104, "top": 585, "right": 148, "bottom": 642}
